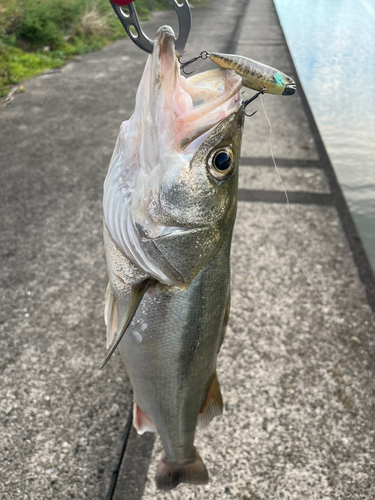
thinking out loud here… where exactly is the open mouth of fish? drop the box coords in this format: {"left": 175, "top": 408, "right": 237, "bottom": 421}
{"left": 103, "top": 25, "right": 243, "bottom": 286}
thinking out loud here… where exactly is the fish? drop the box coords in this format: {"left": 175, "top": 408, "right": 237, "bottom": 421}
{"left": 102, "top": 25, "right": 244, "bottom": 490}
{"left": 209, "top": 52, "right": 296, "bottom": 95}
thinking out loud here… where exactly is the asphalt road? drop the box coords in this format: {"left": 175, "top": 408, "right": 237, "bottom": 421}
{"left": 1, "top": 0, "right": 375, "bottom": 499}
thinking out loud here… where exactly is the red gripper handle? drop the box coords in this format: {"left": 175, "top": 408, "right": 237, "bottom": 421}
{"left": 111, "top": 0, "right": 134, "bottom": 5}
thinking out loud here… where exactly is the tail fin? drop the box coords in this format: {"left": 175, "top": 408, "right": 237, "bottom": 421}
{"left": 155, "top": 450, "right": 208, "bottom": 490}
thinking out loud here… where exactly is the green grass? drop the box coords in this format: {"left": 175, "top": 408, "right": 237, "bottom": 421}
{"left": 0, "top": 0, "right": 205, "bottom": 99}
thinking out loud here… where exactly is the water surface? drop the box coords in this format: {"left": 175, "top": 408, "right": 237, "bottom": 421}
{"left": 274, "top": 0, "right": 375, "bottom": 271}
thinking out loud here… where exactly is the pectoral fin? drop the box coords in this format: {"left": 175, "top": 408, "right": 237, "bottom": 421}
{"left": 104, "top": 283, "right": 118, "bottom": 348}
{"left": 99, "top": 278, "right": 154, "bottom": 370}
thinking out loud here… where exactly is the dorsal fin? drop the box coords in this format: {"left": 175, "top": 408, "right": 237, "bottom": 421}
{"left": 218, "top": 293, "right": 230, "bottom": 352}
{"left": 99, "top": 278, "right": 155, "bottom": 370}
{"left": 197, "top": 371, "right": 223, "bottom": 429}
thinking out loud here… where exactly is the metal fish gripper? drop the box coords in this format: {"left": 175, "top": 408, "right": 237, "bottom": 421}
{"left": 110, "top": 0, "right": 192, "bottom": 56}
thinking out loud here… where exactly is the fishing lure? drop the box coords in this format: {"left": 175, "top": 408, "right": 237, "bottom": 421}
{"left": 180, "top": 51, "right": 296, "bottom": 96}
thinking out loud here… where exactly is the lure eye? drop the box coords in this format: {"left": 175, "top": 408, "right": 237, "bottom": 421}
{"left": 209, "top": 147, "right": 235, "bottom": 180}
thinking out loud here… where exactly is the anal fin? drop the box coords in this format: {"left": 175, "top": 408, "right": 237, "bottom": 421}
{"left": 197, "top": 371, "right": 223, "bottom": 429}
{"left": 133, "top": 402, "right": 156, "bottom": 435}
{"left": 155, "top": 449, "right": 208, "bottom": 490}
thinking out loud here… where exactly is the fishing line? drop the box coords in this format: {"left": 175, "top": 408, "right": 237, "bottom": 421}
{"left": 259, "top": 94, "right": 322, "bottom": 302}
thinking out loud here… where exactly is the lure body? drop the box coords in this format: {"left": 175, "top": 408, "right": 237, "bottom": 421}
{"left": 209, "top": 52, "right": 296, "bottom": 95}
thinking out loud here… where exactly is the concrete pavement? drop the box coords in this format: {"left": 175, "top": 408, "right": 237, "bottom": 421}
{"left": 0, "top": 1, "right": 252, "bottom": 498}
{"left": 1, "top": 0, "right": 375, "bottom": 498}
{"left": 141, "top": 1, "right": 375, "bottom": 499}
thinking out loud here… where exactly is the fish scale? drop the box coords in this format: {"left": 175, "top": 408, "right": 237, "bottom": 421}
{"left": 117, "top": 238, "right": 230, "bottom": 463}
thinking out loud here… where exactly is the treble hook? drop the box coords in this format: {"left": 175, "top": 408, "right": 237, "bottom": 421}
{"left": 243, "top": 87, "right": 265, "bottom": 117}
{"left": 179, "top": 51, "right": 211, "bottom": 75}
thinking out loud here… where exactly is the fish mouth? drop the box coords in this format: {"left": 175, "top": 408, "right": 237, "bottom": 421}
{"left": 282, "top": 83, "right": 296, "bottom": 96}
{"left": 156, "top": 25, "right": 176, "bottom": 53}
{"left": 151, "top": 24, "right": 243, "bottom": 151}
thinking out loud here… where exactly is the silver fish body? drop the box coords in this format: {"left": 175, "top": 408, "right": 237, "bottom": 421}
{"left": 104, "top": 223, "right": 231, "bottom": 461}
{"left": 103, "top": 26, "right": 244, "bottom": 489}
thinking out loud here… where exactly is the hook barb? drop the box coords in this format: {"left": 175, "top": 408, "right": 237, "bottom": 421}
{"left": 243, "top": 87, "right": 265, "bottom": 117}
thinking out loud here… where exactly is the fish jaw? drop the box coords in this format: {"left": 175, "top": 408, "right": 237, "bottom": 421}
{"left": 103, "top": 26, "right": 243, "bottom": 287}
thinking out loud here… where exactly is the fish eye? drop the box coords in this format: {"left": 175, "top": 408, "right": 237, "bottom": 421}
{"left": 209, "top": 147, "right": 235, "bottom": 180}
